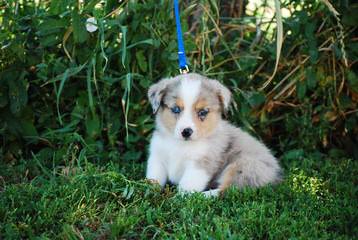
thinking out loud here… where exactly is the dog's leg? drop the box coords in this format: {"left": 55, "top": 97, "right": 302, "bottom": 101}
{"left": 146, "top": 153, "right": 167, "bottom": 187}
{"left": 201, "top": 162, "right": 241, "bottom": 198}
{"left": 217, "top": 161, "right": 241, "bottom": 190}
{"left": 178, "top": 162, "right": 210, "bottom": 193}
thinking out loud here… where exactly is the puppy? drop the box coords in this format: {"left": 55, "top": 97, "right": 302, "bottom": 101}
{"left": 146, "top": 73, "right": 281, "bottom": 196}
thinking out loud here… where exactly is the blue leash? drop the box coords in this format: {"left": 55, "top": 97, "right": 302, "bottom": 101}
{"left": 174, "top": 0, "right": 189, "bottom": 74}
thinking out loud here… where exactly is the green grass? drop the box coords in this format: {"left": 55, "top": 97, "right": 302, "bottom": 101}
{"left": 0, "top": 155, "right": 357, "bottom": 239}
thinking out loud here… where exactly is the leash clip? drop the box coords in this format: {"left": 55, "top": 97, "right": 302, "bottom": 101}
{"left": 179, "top": 65, "right": 189, "bottom": 74}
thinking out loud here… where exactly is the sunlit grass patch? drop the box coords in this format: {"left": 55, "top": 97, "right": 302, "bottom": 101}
{"left": 289, "top": 168, "right": 329, "bottom": 199}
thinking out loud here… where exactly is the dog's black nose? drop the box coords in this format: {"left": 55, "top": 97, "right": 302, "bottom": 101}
{"left": 181, "top": 128, "right": 193, "bottom": 139}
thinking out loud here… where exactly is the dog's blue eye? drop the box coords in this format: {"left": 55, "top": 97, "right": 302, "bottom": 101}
{"left": 171, "top": 106, "right": 181, "bottom": 114}
{"left": 198, "top": 109, "right": 209, "bottom": 119}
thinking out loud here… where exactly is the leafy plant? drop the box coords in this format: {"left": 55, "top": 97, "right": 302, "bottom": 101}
{"left": 0, "top": 0, "right": 357, "bottom": 171}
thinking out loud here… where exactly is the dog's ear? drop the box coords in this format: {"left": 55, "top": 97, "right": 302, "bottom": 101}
{"left": 148, "top": 78, "right": 176, "bottom": 114}
{"left": 208, "top": 79, "right": 232, "bottom": 112}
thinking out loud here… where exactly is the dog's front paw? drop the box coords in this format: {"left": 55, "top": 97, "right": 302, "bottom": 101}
{"left": 178, "top": 167, "right": 210, "bottom": 193}
{"left": 202, "top": 189, "right": 221, "bottom": 197}
{"left": 145, "top": 178, "right": 160, "bottom": 185}
{"left": 177, "top": 186, "right": 221, "bottom": 198}
{"left": 178, "top": 180, "right": 204, "bottom": 193}
{"left": 178, "top": 187, "right": 197, "bottom": 194}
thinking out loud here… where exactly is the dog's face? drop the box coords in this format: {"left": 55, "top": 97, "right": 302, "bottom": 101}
{"left": 148, "top": 73, "right": 231, "bottom": 141}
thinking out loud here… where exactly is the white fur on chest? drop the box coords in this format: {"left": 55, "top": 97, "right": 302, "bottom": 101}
{"left": 149, "top": 132, "right": 208, "bottom": 184}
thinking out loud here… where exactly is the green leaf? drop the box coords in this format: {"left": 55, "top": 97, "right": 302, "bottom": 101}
{"left": 241, "top": 91, "right": 266, "bottom": 108}
{"left": 139, "top": 78, "right": 151, "bottom": 88}
{"left": 342, "top": 6, "right": 358, "bottom": 27}
{"left": 8, "top": 72, "right": 28, "bottom": 114}
{"left": 37, "top": 18, "right": 68, "bottom": 36}
{"left": 72, "top": 9, "right": 89, "bottom": 43}
{"left": 87, "top": 59, "right": 95, "bottom": 114}
{"left": 40, "top": 34, "right": 61, "bottom": 47}
{"left": 107, "top": 111, "right": 121, "bottom": 146}
{"left": 306, "top": 67, "right": 317, "bottom": 90}
{"left": 296, "top": 80, "right": 307, "bottom": 101}
{"left": 282, "top": 149, "right": 304, "bottom": 160}
{"left": 135, "top": 51, "right": 147, "bottom": 72}
{"left": 35, "top": 148, "right": 54, "bottom": 163}
{"left": 122, "top": 151, "right": 142, "bottom": 161}
{"left": 49, "top": 0, "right": 71, "bottom": 15}
{"left": 308, "top": 48, "right": 318, "bottom": 63}
{"left": 56, "top": 69, "right": 69, "bottom": 125}
{"left": 347, "top": 71, "right": 358, "bottom": 93}
{"left": 19, "top": 119, "right": 38, "bottom": 137}
{"left": 48, "top": 63, "right": 87, "bottom": 83}
{"left": 339, "top": 95, "right": 354, "bottom": 110}
{"left": 0, "top": 83, "right": 8, "bottom": 108}
{"left": 86, "top": 114, "right": 100, "bottom": 138}
{"left": 1, "top": 109, "right": 22, "bottom": 136}
{"left": 84, "top": 0, "right": 102, "bottom": 12}
{"left": 120, "top": 25, "right": 128, "bottom": 68}
{"left": 105, "top": 0, "right": 118, "bottom": 13}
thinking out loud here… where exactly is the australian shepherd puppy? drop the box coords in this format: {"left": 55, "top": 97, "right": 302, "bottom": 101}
{"left": 146, "top": 73, "right": 281, "bottom": 196}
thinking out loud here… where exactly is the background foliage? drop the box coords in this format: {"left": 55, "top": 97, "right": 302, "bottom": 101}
{"left": 1, "top": 0, "right": 357, "bottom": 169}
{"left": 0, "top": 0, "right": 357, "bottom": 238}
